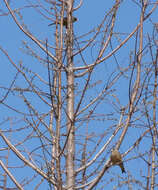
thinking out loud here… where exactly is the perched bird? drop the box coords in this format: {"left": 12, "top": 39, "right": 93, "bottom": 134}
{"left": 110, "top": 149, "right": 125, "bottom": 173}
{"left": 48, "top": 16, "right": 77, "bottom": 28}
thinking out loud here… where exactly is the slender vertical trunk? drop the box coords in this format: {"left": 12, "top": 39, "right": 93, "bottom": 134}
{"left": 66, "top": 63, "right": 75, "bottom": 190}
{"left": 66, "top": 1, "right": 75, "bottom": 189}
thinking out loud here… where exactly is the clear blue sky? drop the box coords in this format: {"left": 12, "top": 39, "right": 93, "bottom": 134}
{"left": 0, "top": 0, "right": 158, "bottom": 189}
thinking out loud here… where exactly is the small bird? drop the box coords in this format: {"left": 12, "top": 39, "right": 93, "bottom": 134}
{"left": 110, "top": 149, "right": 125, "bottom": 173}
{"left": 48, "top": 16, "right": 77, "bottom": 28}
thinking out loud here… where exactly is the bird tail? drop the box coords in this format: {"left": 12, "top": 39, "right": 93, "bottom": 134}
{"left": 119, "top": 163, "right": 125, "bottom": 173}
{"left": 48, "top": 22, "right": 56, "bottom": 26}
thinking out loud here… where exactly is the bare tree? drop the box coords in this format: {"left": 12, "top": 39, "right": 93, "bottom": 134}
{"left": 0, "top": 0, "right": 158, "bottom": 189}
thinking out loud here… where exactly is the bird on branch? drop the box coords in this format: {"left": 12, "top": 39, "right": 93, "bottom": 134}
{"left": 48, "top": 16, "right": 77, "bottom": 28}
{"left": 110, "top": 149, "right": 126, "bottom": 173}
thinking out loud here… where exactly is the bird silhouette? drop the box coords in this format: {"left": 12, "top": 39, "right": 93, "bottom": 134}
{"left": 110, "top": 149, "right": 125, "bottom": 173}
{"left": 48, "top": 16, "right": 77, "bottom": 28}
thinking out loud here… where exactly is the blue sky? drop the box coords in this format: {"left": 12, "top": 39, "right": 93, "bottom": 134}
{"left": 0, "top": 0, "right": 158, "bottom": 189}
